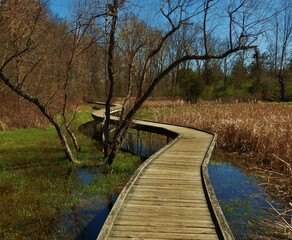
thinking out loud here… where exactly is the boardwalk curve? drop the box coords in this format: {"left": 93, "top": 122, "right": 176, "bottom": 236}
{"left": 92, "top": 105, "right": 234, "bottom": 240}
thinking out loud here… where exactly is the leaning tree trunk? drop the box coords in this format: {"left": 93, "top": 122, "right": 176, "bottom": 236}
{"left": 106, "top": 121, "right": 131, "bottom": 165}
{"left": 26, "top": 104, "right": 78, "bottom": 163}
{"left": 102, "top": 102, "right": 111, "bottom": 158}
{"left": 53, "top": 120, "right": 78, "bottom": 162}
{"left": 0, "top": 70, "right": 78, "bottom": 163}
{"left": 62, "top": 112, "right": 81, "bottom": 152}
{"left": 65, "top": 124, "right": 81, "bottom": 152}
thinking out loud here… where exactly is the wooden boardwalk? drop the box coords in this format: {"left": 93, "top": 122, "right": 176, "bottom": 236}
{"left": 92, "top": 107, "right": 234, "bottom": 240}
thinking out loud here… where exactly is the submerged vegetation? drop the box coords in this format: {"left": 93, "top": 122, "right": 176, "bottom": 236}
{"left": 210, "top": 152, "right": 292, "bottom": 239}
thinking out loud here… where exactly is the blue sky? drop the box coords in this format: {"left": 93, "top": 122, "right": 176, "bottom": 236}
{"left": 49, "top": 0, "right": 161, "bottom": 21}
{"left": 49, "top": 0, "right": 71, "bottom": 19}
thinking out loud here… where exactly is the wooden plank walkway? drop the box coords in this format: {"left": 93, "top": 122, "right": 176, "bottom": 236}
{"left": 92, "top": 106, "right": 234, "bottom": 240}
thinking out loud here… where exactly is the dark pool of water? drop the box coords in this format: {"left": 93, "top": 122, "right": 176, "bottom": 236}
{"left": 50, "top": 167, "right": 117, "bottom": 240}
{"left": 122, "top": 129, "right": 169, "bottom": 159}
{"left": 79, "top": 120, "right": 170, "bottom": 160}
{"left": 208, "top": 160, "right": 285, "bottom": 239}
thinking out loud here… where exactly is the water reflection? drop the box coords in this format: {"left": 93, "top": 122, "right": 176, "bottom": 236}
{"left": 122, "top": 130, "right": 169, "bottom": 159}
{"left": 52, "top": 194, "right": 117, "bottom": 240}
{"left": 79, "top": 120, "right": 170, "bottom": 160}
{"left": 50, "top": 167, "right": 117, "bottom": 240}
{"left": 0, "top": 120, "right": 169, "bottom": 239}
{"left": 208, "top": 160, "right": 284, "bottom": 239}
{"left": 78, "top": 121, "right": 100, "bottom": 140}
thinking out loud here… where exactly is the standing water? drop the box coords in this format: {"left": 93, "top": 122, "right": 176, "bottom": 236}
{"left": 50, "top": 167, "right": 118, "bottom": 240}
{"left": 208, "top": 156, "right": 286, "bottom": 239}
{"left": 4, "top": 119, "right": 285, "bottom": 239}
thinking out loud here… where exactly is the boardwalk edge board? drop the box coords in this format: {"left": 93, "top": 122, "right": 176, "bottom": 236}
{"left": 201, "top": 134, "right": 235, "bottom": 240}
{"left": 92, "top": 103, "right": 234, "bottom": 240}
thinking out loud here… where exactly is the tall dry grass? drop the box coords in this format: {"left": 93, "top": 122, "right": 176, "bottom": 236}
{"left": 0, "top": 95, "right": 49, "bottom": 130}
{"left": 0, "top": 93, "right": 83, "bottom": 130}
{"left": 141, "top": 99, "right": 292, "bottom": 203}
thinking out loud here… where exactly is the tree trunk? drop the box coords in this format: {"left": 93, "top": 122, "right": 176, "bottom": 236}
{"left": 103, "top": 103, "right": 111, "bottom": 158}
{"left": 279, "top": 76, "right": 285, "bottom": 101}
{"left": 106, "top": 122, "right": 128, "bottom": 165}
{"left": 29, "top": 105, "right": 78, "bottom": 162}
{"left": 103, "top": 0, "right": 119, "bottom": 160}
{"left": 54, "top": 123, "right": 77, "bottom": 162}
{"left": 65, "top": 124, "right": 81, "bottom": 152}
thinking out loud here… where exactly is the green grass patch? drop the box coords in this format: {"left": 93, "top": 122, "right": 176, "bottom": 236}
{"left": 80, "top": 152, "right": 142, "bottom": 195}
{"left": 0, "top": 128, "right": 64, "bottom": 169}
{"left": 0, "top": 162, "right": 77, "bottom": 239}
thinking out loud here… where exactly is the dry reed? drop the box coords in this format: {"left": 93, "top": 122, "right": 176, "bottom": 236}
{"left": 0, "top": 94, "right": 82, "bottom": 130}
{"left": 0, "top": 95, "right": 49, "bottom": 130}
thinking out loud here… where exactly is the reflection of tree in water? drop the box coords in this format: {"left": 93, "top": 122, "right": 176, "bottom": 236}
{"left": 107, "top": 193, "right": 114, "bottom": 211}
{"left": 51, "top": 166, "right": 118, "bottom": 240}
{"left": 79, "top": 121, "right": 170, "bottom": 160}
{"left": 122, "top": 129, "right": 169, "bottom": 159}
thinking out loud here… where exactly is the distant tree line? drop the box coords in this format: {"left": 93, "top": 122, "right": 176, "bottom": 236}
{"left": 174, "top": 52, "right": 292, "bottom": 102}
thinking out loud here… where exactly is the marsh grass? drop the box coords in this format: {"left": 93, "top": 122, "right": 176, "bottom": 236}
{"left": 0, "top": 105, "right": 141, "bottom": 239}
{"left": 139, "top": 100, "right": 292, "bottom": 203}
{"left": 0, "top": 153, "right": 76, "bottom": 239}
{"left": 138, "top": 99, "right": 292, "bottom": 238}
{"left": 0, "top": 121, "right": 78, "bottom": 239}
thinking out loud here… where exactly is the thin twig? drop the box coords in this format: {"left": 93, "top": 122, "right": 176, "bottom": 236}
{"left": 265, "top": 199, "right": 292, "bottom": 231}
{"left": 271, "top": 154, "right": 292, "bottom": 175}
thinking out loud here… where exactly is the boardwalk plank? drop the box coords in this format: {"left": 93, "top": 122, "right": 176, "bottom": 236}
{"left": 109, "top": 230, "right": 218, "bottom": 240}
{"left": 112, "top": 225, "right": 217, "bottom": 234}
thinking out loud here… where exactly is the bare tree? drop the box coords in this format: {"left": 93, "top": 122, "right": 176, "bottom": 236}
{"left": 60, "top": 4, "right": 109, "bottom": 152}
{"left": 0, "top": 0, "right": 102, "bottom": 162}
{"left": 268, "top": 0, "right": 292, "bottom": 101}
{"left": 99, "top": 0, "right": 270, "bottom": 164}
{"left": 117, "top": 15, "right": 146, "bottom": 114}
{"left": 100, "top": 0, "right": 124, "bottom": 158}
{"left": 0, "top": 0, "right": 81, "bottom": 162}
{"left": 0, "top": 0, "right": 281, "bottom": 166}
